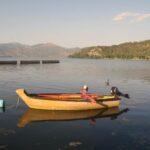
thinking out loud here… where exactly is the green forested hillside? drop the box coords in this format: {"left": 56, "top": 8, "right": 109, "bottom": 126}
{"left": 69, "top": 40, "right": 150, "bottom": 60}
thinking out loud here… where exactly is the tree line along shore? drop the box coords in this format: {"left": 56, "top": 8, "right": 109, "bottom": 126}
{"left": 69, "top": 40, "right": 150, "bottom": 60}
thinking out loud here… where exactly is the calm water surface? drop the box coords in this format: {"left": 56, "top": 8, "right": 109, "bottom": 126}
{"left": 0, "top": 58, "right": 150, "bottom": 150}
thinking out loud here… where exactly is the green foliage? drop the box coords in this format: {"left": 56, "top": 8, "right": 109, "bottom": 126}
{"left": 69, "top": 40, "right": 150, "bottom": 60}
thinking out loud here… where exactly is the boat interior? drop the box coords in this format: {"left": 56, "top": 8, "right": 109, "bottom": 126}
{"left": 24, "top": 90, "right": 119, "bottom": 102}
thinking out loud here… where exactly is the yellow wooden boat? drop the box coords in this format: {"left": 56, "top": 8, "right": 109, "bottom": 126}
{"left": 16, "top": 89, "right": 120, "bottom": 110}
{"left": 18, "top": 107, "right": 129, "bottom": 127}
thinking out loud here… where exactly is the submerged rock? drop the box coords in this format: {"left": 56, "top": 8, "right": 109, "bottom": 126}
{"left": 0, "top": 128, "right": 15, "bottom": 136}
{"left": 69, "top": 141, "right": 82, "bottom": 147}
{"left": 0, "top": 145, "right": 8, "bottom": 150}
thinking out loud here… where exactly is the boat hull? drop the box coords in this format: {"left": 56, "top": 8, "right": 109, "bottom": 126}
{"left": 16, "top": 89, "right": 120, "bottom": 110}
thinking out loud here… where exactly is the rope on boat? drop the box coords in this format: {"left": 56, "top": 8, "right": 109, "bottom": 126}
{"left": 3, "top": 97, "right": 21, "bottom": 110}
{"left": 16, "top": 97, "right": 20, "bottom": 108}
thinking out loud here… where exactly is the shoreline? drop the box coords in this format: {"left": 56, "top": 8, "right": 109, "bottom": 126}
{"left": 69, "top": 57, "right": 150, "bottom": 61}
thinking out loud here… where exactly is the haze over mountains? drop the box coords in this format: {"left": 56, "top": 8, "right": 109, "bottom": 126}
{"left": 0, "top": 42, "right": 79, "bottom": 59}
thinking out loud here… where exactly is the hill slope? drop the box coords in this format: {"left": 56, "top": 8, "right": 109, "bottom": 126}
{"left": 69, "top": 40, "right": 150, "bottom": 60}
{"left": 0, "top": 42, "right": 76, "bottom": 59}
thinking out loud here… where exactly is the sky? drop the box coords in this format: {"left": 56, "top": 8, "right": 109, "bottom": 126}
{"left": 0, "top": 0, "right": 150, "bottom": 47}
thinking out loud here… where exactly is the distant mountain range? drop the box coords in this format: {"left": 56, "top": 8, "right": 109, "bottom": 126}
{"left": 1, "top": 40, "right": 150, "bottom": 60}
{"left": 69, "top": 40, "right": 150, "bottom": 60}
{"left": 0, "top": 42, "right": 80, "bottom": 59}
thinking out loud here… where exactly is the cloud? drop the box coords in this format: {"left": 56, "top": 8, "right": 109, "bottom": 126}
{"left": 136, "top": 13, "right": 150, "bottom": 21}
{"left": 113, "top": 12, "right": 150, "bottom": 22}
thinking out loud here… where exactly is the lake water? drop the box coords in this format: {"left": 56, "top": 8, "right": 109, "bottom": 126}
{"left": 0, "top": 58, "right": 150, "bottom": 150}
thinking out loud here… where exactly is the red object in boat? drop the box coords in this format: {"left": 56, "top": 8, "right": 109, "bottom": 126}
{"left": 37, "top": 93, "right": 99, "bottom": 100}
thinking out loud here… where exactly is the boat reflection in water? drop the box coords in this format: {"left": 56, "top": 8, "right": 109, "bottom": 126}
{"left": 18, "top": 107, "right": 129, "bottom": 128}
